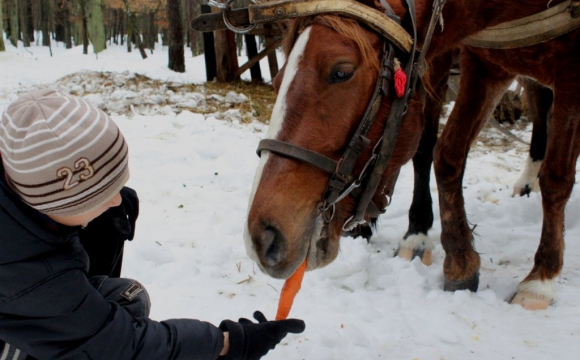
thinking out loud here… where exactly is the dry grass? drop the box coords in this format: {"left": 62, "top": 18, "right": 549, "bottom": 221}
{"left": 164, "top": 79, "right": 276, "bottom": 124}
{"left": 125, "top": 74, "right": 278, "bottom": 123}
{"left": 56, "top": 71, "right": 277, "bottom": 123}
{"left": 199, "top": 80, "right": 277, "bottom": 124}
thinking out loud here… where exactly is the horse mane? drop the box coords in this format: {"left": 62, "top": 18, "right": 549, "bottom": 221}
{"left": 282, "top": 15, "right": 380, "bottom": 70}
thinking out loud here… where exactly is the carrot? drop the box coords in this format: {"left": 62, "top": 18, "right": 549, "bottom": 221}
{"left": 275, "top": 260, "right": 307, "bottom": 320}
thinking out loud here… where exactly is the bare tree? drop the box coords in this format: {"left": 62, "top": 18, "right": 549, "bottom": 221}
{"left": 0, "top": 0, "right": 5, "bottom": 51}
{"left": 40, "top": 0, "right": 51, "bottom": 46}
{"left": 19, "top": 0, "right": 31, "bottom": 47}
{"left": 8, "top": 0, "right": 18, "bottom": 47}
{"left": 88, "top": 0, "right": 106, "bottom": 53}
{"left": 166, "top": 0, "right": 184, "bottom": 72}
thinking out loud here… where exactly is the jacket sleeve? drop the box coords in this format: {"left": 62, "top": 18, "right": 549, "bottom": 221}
{"left": 0, "top": 267, "right": 224, "bottom": 360}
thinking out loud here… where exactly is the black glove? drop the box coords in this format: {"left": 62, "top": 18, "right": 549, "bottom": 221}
{"left": 218, "top": 311, "right": 305, "bottom": 360}
{"left": 80, "top": 187, "right": 140, "bottom": 277}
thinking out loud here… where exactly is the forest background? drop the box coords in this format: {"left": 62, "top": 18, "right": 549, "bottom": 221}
{"left": 0, "top": 0, "right": 243, "bottom": 72}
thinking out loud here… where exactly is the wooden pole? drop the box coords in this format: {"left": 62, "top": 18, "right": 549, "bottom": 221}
{"left": 212, "top": 7, "right": 238, "bottom": 82}
{"left": 264, "top": 23, "right": 279, "bottom": 79}
{"left": 201, "top": 4, "right": 216, "bottom": 81}
{"left": 244, "top": 33, "right": 262, "bottom": 82}
{"left": 234, "top": 38, "right": 281, "bottom": 78}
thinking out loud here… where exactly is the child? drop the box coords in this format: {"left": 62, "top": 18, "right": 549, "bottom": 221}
{"left": 0, "top": 89, "right": 305, "bottom": 360}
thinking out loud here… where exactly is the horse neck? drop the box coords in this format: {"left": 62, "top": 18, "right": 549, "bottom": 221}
{"left": 388, "top": 0, "right": 567, "bottom": 57}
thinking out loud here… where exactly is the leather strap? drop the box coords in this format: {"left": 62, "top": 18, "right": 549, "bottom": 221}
{"left": 465, "top": 0, "right": 580, "bottom": 49}
{"left": 192, "top": 0, "right": 413, "bottom": 53}
{"left": 343, "top": 0, "right": 424, "bottom": 231}
{"left": 257, "top": 139, "right": 338, "bottom": 174}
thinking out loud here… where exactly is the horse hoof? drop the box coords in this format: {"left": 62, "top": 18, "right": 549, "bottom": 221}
{"left": 515, "top": 184, "right": 532, "bottom": 197}
{"left": 510, "top": 292, "right": 552, "bottom": 310}
{"left": 395, "top": 233, "right": 433, "bottom": 265}
{"left": 512, "top": 158, "right": 541, "bottom": 197}
{"left": 395, "top": 247, "right": 432, "bottom": 266}
{"left": 509, "top": 279, "right": 555, "bottom": 310}
{"left": 444, "top": 272, "right": 479, "bottom": 292}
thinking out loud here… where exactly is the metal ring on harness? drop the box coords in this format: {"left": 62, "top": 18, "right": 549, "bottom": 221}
{"left": 210, "top": 0, "right": 258, "bottom": 34}
{"left": 223, "top": 11, "right": 256, "bottom": 33}
{"left": 321, "top": 202, "right": 336, "bottom": 223}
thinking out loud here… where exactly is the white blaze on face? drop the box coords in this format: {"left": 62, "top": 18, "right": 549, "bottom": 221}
{"left": 243, "top": 26, "right": 313, "bottom": 261}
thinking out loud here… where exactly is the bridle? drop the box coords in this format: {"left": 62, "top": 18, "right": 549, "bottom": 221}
{"left": 193, "top": 0, "right": 447, "bottom": 231}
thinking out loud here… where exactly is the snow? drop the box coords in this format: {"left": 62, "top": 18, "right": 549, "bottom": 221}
{"left": 1, "top": 38, "right": 580, "bottom": 360}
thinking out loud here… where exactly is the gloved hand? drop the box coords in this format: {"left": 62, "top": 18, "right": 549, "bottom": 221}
{"left": 218, "top": 311, "right": 305, "bottom": 360}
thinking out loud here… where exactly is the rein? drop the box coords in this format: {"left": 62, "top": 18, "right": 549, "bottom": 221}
{"left": 193, "top": 0, "right": 446, "bottom": 231}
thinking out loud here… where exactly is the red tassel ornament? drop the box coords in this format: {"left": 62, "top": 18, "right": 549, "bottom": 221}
{"left": 394, "top": 58, "right": 407, "bottom": 98}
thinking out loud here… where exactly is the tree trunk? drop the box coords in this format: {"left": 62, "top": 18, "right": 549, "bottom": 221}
{"left": 79, "top": 0, "right": 89, "bottom": 54}
{"left": 167, "top": 0, "right": 185, "bottom": 72}
{"left": 113, "top": 9, "right": 119, "bottom": 44}
{"left": 55, "top": 0, "right": 72, "bottom": 48}
{"left": 0, "top": 0, "right": 5, "bottom": 51}
{"left": 19, "top": 0, "right": 30, "bottom": 47}
{"left": 187, "top": 0, "right": 196, "bottom": 56}
{"left": 54, "top": 0, "right": 64, "bottom": 42}
{"left": 0, "top": 4, "right": 5, "bottom": 51}
{"left": 161, "top": 27, "right": 168, "bottom": 46}
{"left": 119, "top": 9, "right": 124, "bottom": 46}
{"left": 40, "top": 0, "right": 50, "bottom": 46}
{"left": 88, "top": 0, "right": 105, "bottom": 53}
{"left": 132, "top": 14, "right": 147, "bottom": 59}
{"left": 65, "top": 11, "right": 72, "bottom": 48}
{"left": 26, "top": 0, "right": 33, "bottom": 43}
{"left": 71, "top": 19, "right": 79, "bottom": 47}
{"left": 9, "top": 0, "right": 18, "bottom": 47}
{"left": 148, "top": 11, "right": 156, "bottom": 52}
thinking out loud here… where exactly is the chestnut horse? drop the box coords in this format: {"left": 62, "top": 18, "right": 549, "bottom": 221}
{"left": 244, "top": 0, "right": 578, "bottom": 310}
{"left": 350, "top": 74, "right": 553, "bottom": 257}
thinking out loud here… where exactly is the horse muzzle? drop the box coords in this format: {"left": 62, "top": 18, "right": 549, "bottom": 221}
{"left": 244, "top": 208, "right": 339, "bottom": 279}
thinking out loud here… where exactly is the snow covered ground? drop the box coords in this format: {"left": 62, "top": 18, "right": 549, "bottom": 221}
{"left": 1, "top": 39, "right": 579, "bottom": 360}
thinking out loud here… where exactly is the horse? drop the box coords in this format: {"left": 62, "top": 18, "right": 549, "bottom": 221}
{"left": 347, "top": 72, "right": 554, "bottom": 262}
{"left": 241, "top": 0, "right": 579, "bottom": 310}
{"left": 513, "top": 78, "right": 553, "bottom": 197}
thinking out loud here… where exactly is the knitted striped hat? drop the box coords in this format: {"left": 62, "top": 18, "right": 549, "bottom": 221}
{"left": 0, "top": 89, "right": 129, "bottom": 216}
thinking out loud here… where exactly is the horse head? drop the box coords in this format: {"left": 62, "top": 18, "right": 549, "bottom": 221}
{"left": 244, "top": 0, "right": 425, "bottom": 279}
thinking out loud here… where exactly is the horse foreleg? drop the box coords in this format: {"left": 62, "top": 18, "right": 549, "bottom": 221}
{"left": 513, "top": 78, "right": 552, "bottom": 196}
{"left": 511, "top": 94, "right": 579, "bottom": 310}
{"left": 396, "top": 51, "right": 454, "bottom": 266}
{"left": 434, "top": 48, "right": 514, "bottom": 292}
{"left": 396, "top": 95, "right": 440, "bottom": 265}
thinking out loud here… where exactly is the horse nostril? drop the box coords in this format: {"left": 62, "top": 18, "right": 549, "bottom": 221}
{"left": 262, "top": 226, "right": 286, "bottom": 267}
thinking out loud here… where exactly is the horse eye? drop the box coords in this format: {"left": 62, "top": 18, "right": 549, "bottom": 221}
{"left": 329, "top": 67, "right": 354, "bottom": 83}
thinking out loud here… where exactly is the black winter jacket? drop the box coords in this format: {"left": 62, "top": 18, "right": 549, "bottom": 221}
{"left": 0, "top": 164, "right": 224, "bottom": 360}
